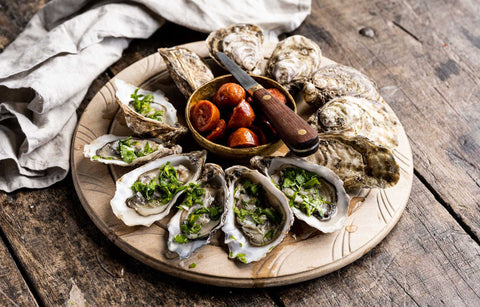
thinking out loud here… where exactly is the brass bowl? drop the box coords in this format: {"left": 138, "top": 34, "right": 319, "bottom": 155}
{"left": 186, "top": 74, "right": 296, "bottom": 160}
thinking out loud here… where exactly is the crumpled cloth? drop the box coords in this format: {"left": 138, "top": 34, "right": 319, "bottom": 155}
{"left": 0, "top": 0, "right": 311, "bottom": 192}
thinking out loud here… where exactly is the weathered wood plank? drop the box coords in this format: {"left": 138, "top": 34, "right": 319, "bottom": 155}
{"left": 291, "top": 0, "right": 480, "bottom": 239}
{"left": 0, "top": 0, "right": 48, "bottom": 51}
{"left": 272, "top": 176, "right": 480, "bottom": 306}
{"left": 0, "top": 232, "right": 38, "bottom": 307}
{"left": 0, "top": 179, "right": 275, "bottom": 306}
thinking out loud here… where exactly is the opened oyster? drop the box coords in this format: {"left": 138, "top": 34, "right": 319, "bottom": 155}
{"left": 167, "top": 163, "right": 227, "bottom": 259}
{"left": 158, "top": 47, "right": 214, "bottom": 98}
{"left": 251, "top": 156, "right": 349, "bottom": 233}
{"left": 308, "top": 96, "right": 399, "bottom": 148}
{"left": 207, "top": 23, "right": 264, "bottom": 75}
{"left": 293, "top": 133, "right": 399, "bottom": 190}
{"left": 223, "top": 166, "right": 293, "bottom": 263}
{"left": 110, "top": 151, "right": 207, "bottom": 226}
{"left": 303, "top": 64, "right": 382, "bottom": 107}
{"left": 115, "top": 79, "right": 187, "bottom": 141}
{"left": 265, "top": 35, "right": 322, "bottom": 90}
{"left": 83, "top": 134, "right": 182, "bottom": 166}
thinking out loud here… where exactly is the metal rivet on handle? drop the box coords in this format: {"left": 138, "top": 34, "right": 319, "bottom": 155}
{"left": 298, "top": 129, "right": 307, "bottom": 135}
{"left": 263, "top": 94, "right": 272, "bottom": 100}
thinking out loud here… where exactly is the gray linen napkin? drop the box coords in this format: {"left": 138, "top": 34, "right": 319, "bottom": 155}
{"left": 0, "top": 0, "right": 311, "bottom": 192}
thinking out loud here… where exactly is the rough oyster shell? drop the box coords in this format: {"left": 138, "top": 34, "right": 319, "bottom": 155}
{"left": 303, "top": 64, "right": 382, "bottom": 107}
{"left": 110, "top": 151, "right": 207, "bottom": 226}
{"left": 158, "top": 47, "right": 214, "bottom": 98}
{"left": 207, "top": 23, "right": 264, "bottom": 75}
{"left": 115, "top": 79, "right": 187, "bottom": 141}
{"left": 223, "top": 166, "right": 294, "bottom": 263}
{"left": 167, "top": 163, "right": 227, "bottom": 259}
{"left": 308, "top": 96, "right": 399, "bottom": 148}
{"left": 251, "top": 156, "right": 350, "bottom": 233}
{"left": 83, "top": 134, "right": 182, "bottom": 166}
{"left": 293, "top": 133, "right": 399, "bottom": 190}
{"left": 265, "top": 35, "right": 322, "bottom": 90}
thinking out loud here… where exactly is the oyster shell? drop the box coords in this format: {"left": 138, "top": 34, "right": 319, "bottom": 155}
{"left": 207, "top": 23, "right": 264, "bottom": 75}
{"left": 308, "top": 96, "right": 399, "bottom": 148}
{"left": 158, "top": 47, "right": 214, "bottom": 98}
{"left": 110, "top": 151, "right": 207, "bottom": 226}
{"left": 303, "top": 64, "right": 382, "bottom": 107}
{"left": 83, "top": 134, "right": 182, "bottom": 166}
{"left": 265, "top": 35, "right": 322, "bottom": 89}
{"left": 167, "top": 163, "right": 227, "bottom": 259}
{"left": 115, "top": 79, "right": 187, "bottom": 141}
{"left": 251, "top": 156, "right": 350, "bottom": 233}
{"left": 293, "top": 133, "right": 399, "bottom": 190}
{"left": 223, "top": 166, "right": 294, "bottom": 263}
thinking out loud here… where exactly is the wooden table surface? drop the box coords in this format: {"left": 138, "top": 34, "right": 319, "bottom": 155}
{"left": 1, "top": 0, "right": 479, "bottom": 306}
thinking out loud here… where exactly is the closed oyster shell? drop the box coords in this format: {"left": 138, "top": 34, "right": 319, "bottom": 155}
{"left": 303, "top": 64, "right": 382, "bottom": 107}
{"left": 308, "top": 96, "right": 399, "bottom": 148}
{"left": 293, "top": 133, "right": 399, "bottom": 190}
{"left": 110, "top": 151, "right": 207, "bottom": 227}
{"left": 266, "top": 35, "right": 322, "bottom": 89}
{"left": 167, "top": 163, "right": 227, "bottom": 259}
{"left": 251, "top": 156, "right": 350, "bottom": 233}
{"left": 207, "top": 23, "right": 264, "bottom": 74}
{"left": 115, "top": 79, "right": 188, "bottom": 141}
{"left": 84, "top": 134, "right": 182, "bottom": 166}
{"left": 158, "top": 47, "right": 214, "bottom": 98}
{"left": 223, "top": 166, "right": 294, "bottom": 263}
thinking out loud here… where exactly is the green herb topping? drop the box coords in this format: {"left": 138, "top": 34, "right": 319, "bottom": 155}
{"left": 118, "top": 137, "right": 158, "bottom": 163}
{"left": 189, "top": 263, "right": 196, "bottom": 269}
{"left": 130, "top": 89, "right": 164, "bottom": 121}
{"left": 279, "top": 167, "right": 333, "bottom": 218}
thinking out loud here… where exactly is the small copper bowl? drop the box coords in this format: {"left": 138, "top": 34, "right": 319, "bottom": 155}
{"left": 186, "top": 74, "right": 296, "bottom": 160}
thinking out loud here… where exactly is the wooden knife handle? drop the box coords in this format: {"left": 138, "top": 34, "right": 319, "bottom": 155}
{"left": 251, "top": 87, "right": 319, "bottom": 156}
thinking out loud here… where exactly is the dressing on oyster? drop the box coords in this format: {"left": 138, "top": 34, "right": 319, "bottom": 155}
{"left": 308, "top": 96, "right": 399, "bottom": 148}
{"left": 158, "top": 47, "right": 214, "bottom": 98}
{"left": 223, "top": 166, "right": 293, "bottom": 263}
{"left": 207, "top": 24, "right": 264, "bottom": 75}
{"left": 167, "top": 163, "right": 227, "bottom": 259}
{"left": 303, "top": 64, "right": 382, "bottom": 107}
{"left": 110, "top": 151, "right": 207, "bottom": 226}
{"left": 293, "top": 133, "right": 399, "bottom": 190}
{"left": 265, "top": 35, "right": 322, "bottom": 90}
{"left": 115, "top": 79, "right": 187, "bottom": 141}
{"left": 84, "top": 134, "right": 182, "bottom": 166}
{"left": 251, "top": 156, "right": 349, "bottom": 233}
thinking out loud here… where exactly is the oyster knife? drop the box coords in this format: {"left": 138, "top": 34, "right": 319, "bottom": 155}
{"left": 216, "top": 52, "right": 318, "bottom": 156}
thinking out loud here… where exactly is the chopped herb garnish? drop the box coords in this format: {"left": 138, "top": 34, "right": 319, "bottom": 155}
{"left": 130, "top": 88, "right": 164, "bottom": 121}
{"left": 236, "top": 253, "right": 247, "bottom": 264}
{"left": 174, "top": 234, "right": 188, "bottom": 244}
{"left": 118, "top": 137, "right": 158, "bottom": 163}
{"left": 189, "top": 263, "right": 196, "bottom": 269}
{"left": 264, "top": 229, "right": 275, "bottom": 241}
{"left": 230, "top": 235, "right": 237, "bottom": 240}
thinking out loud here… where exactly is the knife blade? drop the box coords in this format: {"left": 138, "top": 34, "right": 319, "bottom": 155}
{"left": 216, "top": 52, "right": 319, "bottom": 156}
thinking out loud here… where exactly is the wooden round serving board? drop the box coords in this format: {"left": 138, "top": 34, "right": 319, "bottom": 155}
{"left": 71, "top": 41, "right": 413, "bottom": 288}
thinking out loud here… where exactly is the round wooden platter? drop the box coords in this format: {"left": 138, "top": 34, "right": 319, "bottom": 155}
{"left": 71, "top": 41, "right": 413, "bottom": 288}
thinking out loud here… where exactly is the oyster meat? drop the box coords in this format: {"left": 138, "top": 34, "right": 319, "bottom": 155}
{"left": 158, "top": 47, "right": 214, "bottom": 98}
{"left": 207, "top": 23, "right": 264, "bottom": 75}
{"left": 84, "top": 134, "right": 182, "bottom": 166}
{"left": 115, "top": 79, "right": 187, "bottom": 141}
{"left": 308, "top": 96, "right": 399, "bottom": 148}
{"left": 265, "top": 35, "right": 322, "bottom": 90}
{"left": 251, "top": 156, "right": 349, "bottom": 233}
{"left": 110, "top": 151, "right": 207, "bottom": 226}
{"left": 303, "top": 64, "right": 382, "bottom": 107}
{"left": 293, "top": 133, "right": 399, "bottom": 190}
{"left": 167, "top": 163, "right": 227, "bottom": 259}
{"left": 223, "top": 166, "right": 294, "bottom": 263}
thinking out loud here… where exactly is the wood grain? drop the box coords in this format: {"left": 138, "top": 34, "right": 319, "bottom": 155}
{"left": 0, "top": 234, "right": 38, "bottom": 307}
{"left": 292, "top": 0, "right": 480, "bottom": 240}
{"left": 273, "top": 177, "right": 480, "bottom": 306}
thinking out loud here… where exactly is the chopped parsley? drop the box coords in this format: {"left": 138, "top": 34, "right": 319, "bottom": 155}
{"left": 174, "top": 234, "right": 188, "bottom": 243}
{"left": 130, "top": 162, "right": 186, "bottom": 205}
{"left": 279, "top": 167, "right": 332, "bottom": 217}
{"left": 236, "top": 253, "right": 247, "bottom": 264}
{"left": 118, "top": 137, "right": 158, "bottom": 163}
{"left": 189, "top": 263, "right": 196, "bottom": 269}
{"left": 130, "top": 88, "right": 164, "bottom": 121}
